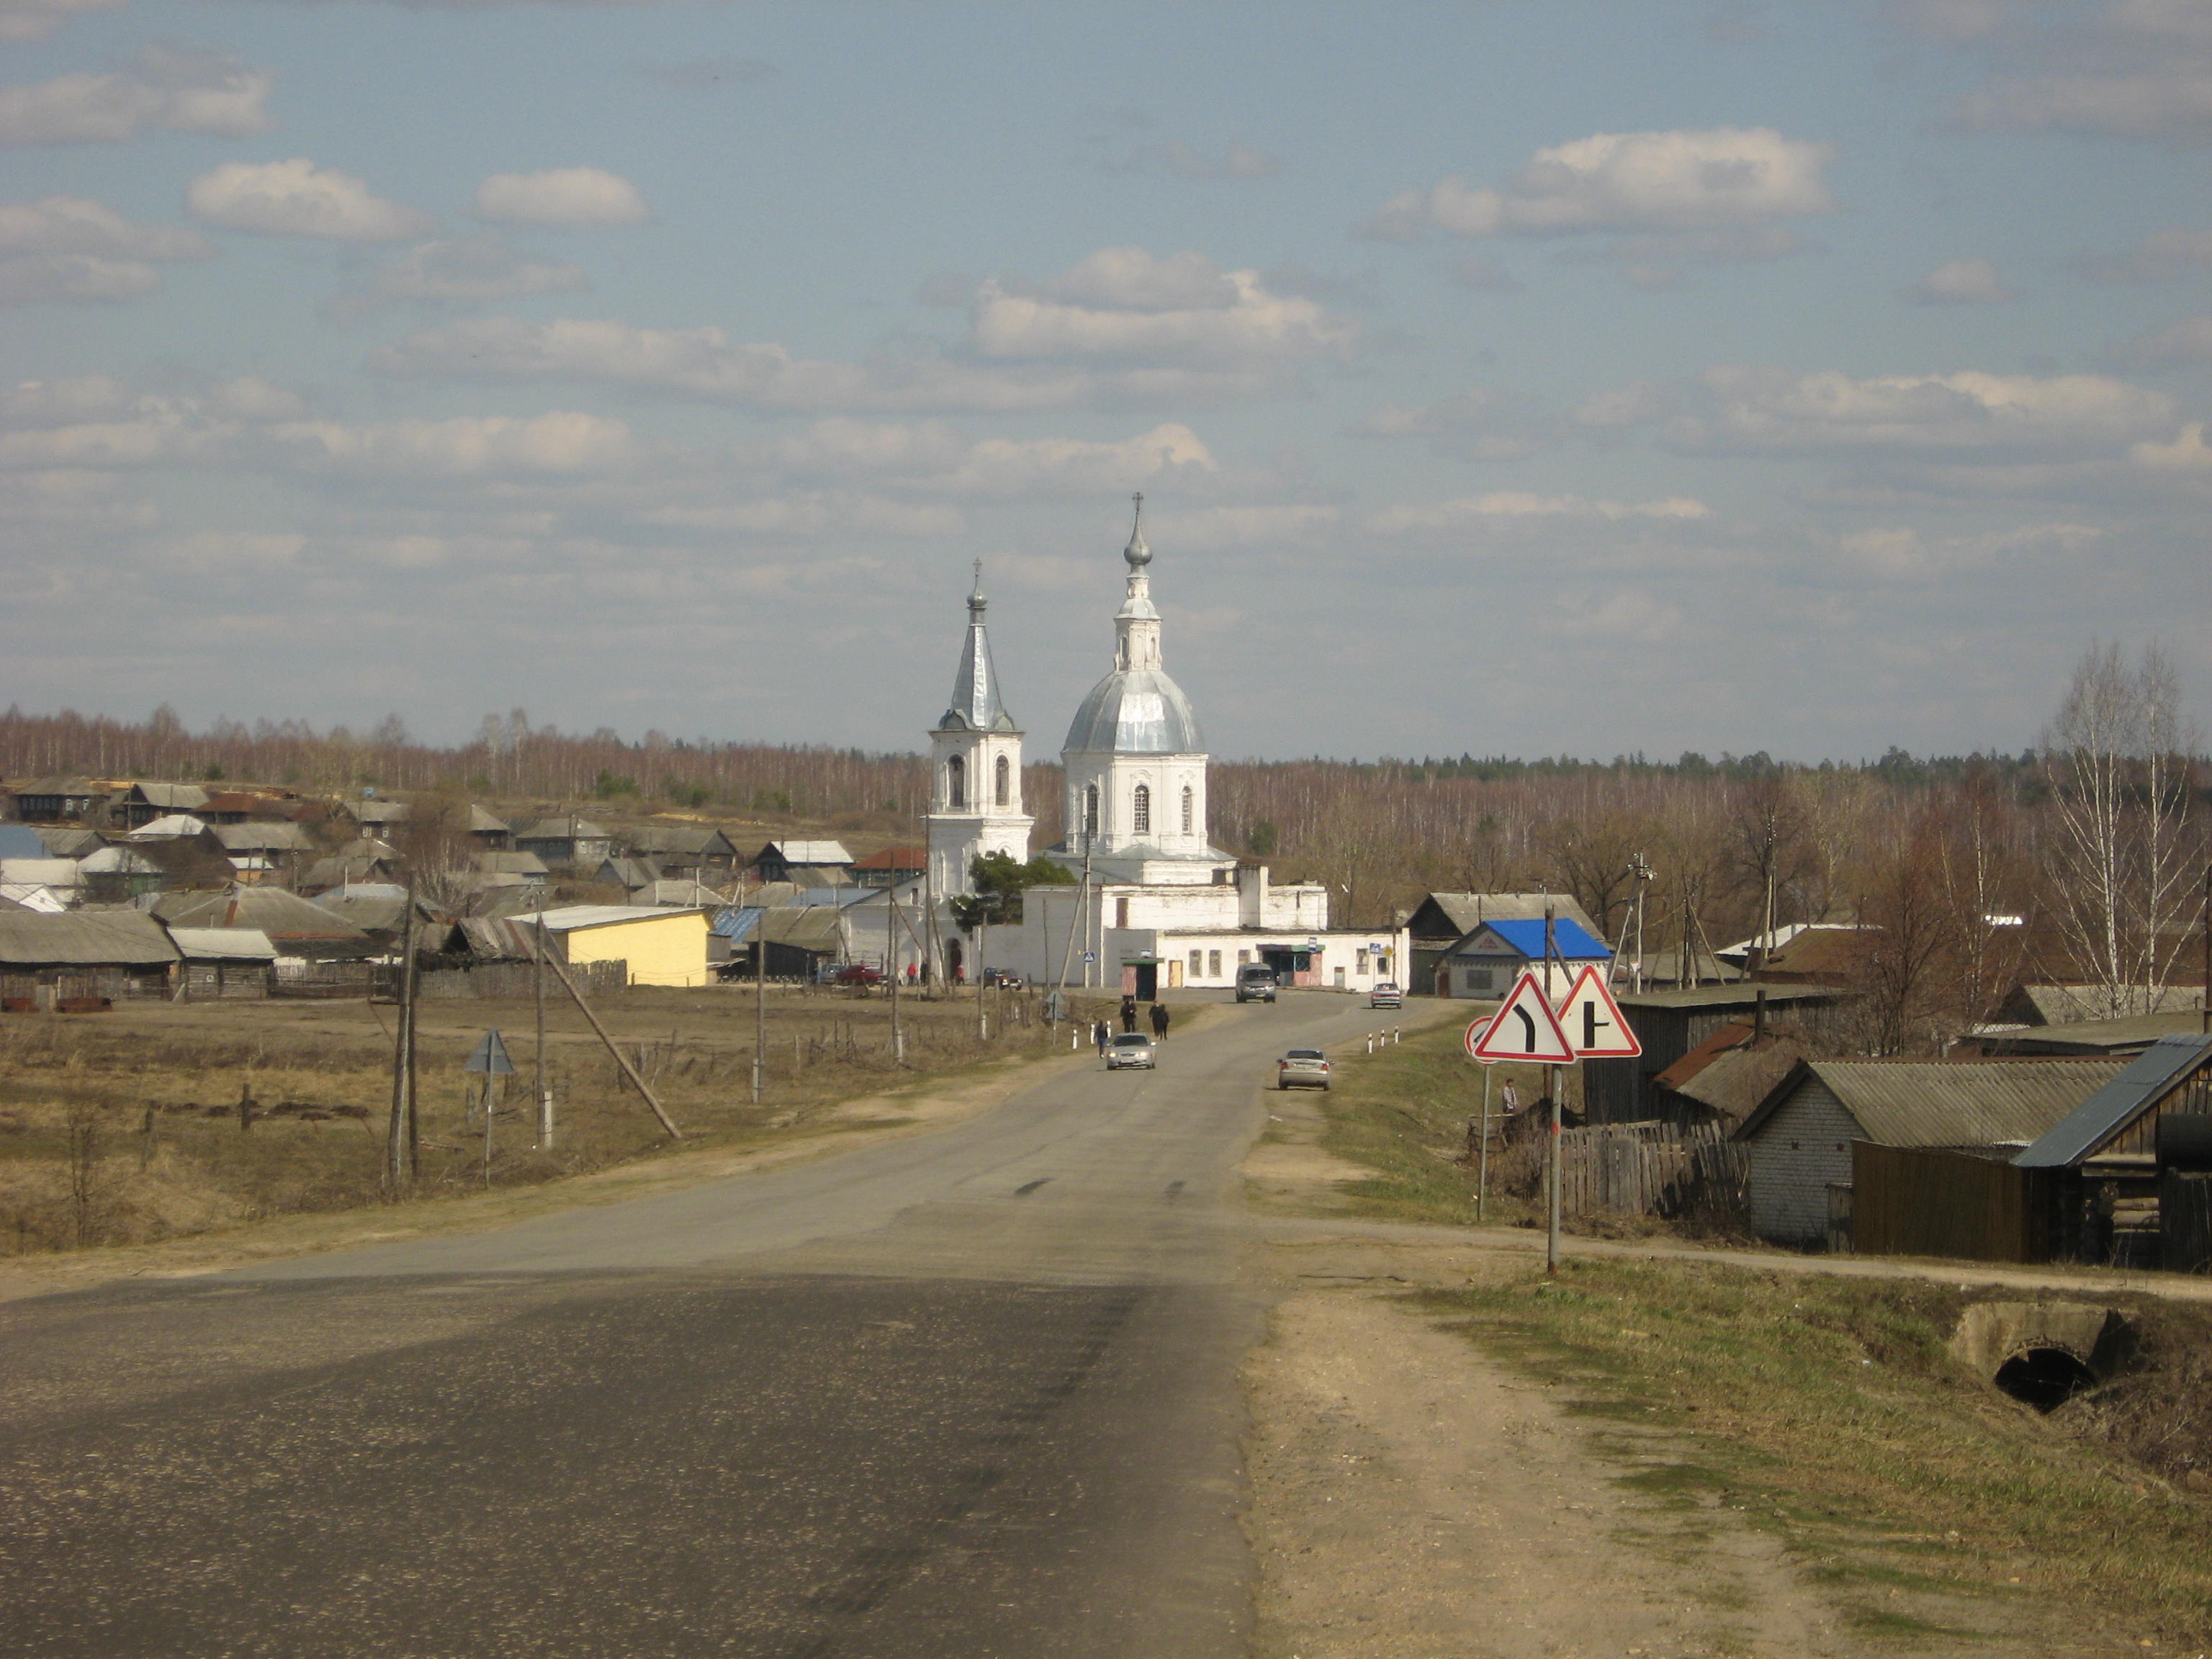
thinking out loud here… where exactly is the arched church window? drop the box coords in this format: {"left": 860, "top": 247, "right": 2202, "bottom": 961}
{"left": 1181, "top": 786, "right": 1193, "bottom": 835}
{"left": 1083, "top": 784, "right": 1099, "bottom": 837}
{"left": 994, "top": 754, "right": 1010, "bottom": 808}
{"left": 1132, "top": 784, "right": 1151, "bottom": 835}
{"left": 946, "top": 755, "right": 966, "bottom": 809}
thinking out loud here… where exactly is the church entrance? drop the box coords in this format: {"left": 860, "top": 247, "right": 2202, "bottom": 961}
{"left": 945, "top": 938, "right": 964, "bottom": 983}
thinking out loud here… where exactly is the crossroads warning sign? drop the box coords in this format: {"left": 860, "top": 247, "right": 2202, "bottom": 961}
{"left": 1552, "top": 965, "right": 1642, "bottom": 1058}
{"left": 1467, "top": 970, "right": 1576, "bottom": 1064}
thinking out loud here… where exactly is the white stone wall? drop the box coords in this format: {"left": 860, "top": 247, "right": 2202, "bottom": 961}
{"left": 1744, "top": 1076, "right": 1861, "bottom": 1246}
{"left": 927, "top": 726, "right": 1030, "bottom": 896}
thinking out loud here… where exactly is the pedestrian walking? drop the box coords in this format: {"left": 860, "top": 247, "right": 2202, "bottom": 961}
{"left": 1120, "top": 993, "right": 1138, "bottom": 1034}
{"left": 1093, "top": 1017, "right": 1111, "bottom": 1058}
{"left": 1501, "top": 1080, "right": 1521, "bottom": 1116}
{"left": 1148, "top": 1001, "right": 1169, "bottom": 1041}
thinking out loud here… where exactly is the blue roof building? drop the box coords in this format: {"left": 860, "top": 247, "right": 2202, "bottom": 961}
{"left": 1441, "top": 915, "right": 1612, "bottom": 1001}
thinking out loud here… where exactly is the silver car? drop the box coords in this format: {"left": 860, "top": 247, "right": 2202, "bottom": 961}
{"left": 1276, "top": 1048, "right": 1331, "bottom": 1090}
{"left": 1106, "top": 1032, "right": 1156, "bottom": 1070}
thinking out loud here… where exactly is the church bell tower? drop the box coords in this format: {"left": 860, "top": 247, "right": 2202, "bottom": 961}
{"left": 927, "top": 562, "right": 1032, "bottom": 896}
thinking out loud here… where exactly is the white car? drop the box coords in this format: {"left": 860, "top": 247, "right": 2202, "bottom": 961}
{"left": 1107, "top": 1032, "right": 1156, "bottom": 1070}
{"left": 1277, "top": 1048, "right": 1331, "bottom": 1091}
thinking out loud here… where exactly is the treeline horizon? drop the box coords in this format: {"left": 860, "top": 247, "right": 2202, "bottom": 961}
{"left": 5, "top": 652, "right": 2206, "bottom": 1056}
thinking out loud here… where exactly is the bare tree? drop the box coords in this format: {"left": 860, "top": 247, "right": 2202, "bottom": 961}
{"left": 2040, "top": 642, "right": 2205, "bottom": 1017}
{"left": 1850, "top": 805, "right": 1961, "bottom": 1055}
{"left": 1730, "top": 774, "right": 1812, "bottom": 971}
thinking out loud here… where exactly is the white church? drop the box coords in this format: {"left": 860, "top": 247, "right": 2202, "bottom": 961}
{"left": 925, "top": 498, "right": 1410, "bottom": 999}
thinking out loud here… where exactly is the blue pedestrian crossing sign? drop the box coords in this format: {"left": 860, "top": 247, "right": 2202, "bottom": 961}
{"left": 464, "top": 1030, "right": 516, "bottom": 1075}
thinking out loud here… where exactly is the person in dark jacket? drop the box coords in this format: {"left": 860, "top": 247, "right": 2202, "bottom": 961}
{"left": 1093, "top": 1017, "right": 1111, "bottom": 1057}
{"left": 1148, "top": 1001, "right": 1169, "bottom": 1040}
{"left": 1120, "top": 993, "right": 1138, "bottom": 1034}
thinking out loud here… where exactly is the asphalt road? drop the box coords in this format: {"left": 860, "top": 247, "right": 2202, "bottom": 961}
{"left": 0, "top": 990, "right": 1399, "bottom": 1659}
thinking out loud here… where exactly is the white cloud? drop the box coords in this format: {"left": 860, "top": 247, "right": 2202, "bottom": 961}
{"left": 2111, "top": 311, "right": 2212, "bottom": 367}
{"left": 1933, "top": 0, "right": 2212, "bottom": 143}
{"left": 933, "top": 424, "right": 1218, "bottom": 498}
{"left": 1663, "top": 365, "right": 2177, "bottom": 454}
{"left": 1574, "top": 379, "right": 1668, "bottom": 428}
{"left": 271, "top": 411, "right": 640, "bottom": 479}
{"left": 642, "top": 494, "right": 963, "bottom": 539}
{"left": 1359, "top": 127, "right": 1835, "bottom": 240}
{"left": 0, "top": 46, "right": 273, "bottom": 145}
{"left": 326, "top": 235, "right": 588, "bottom": 320}
{"left": 0, "top": 196, "right": 213, "bottom": 301}
{"left": 1901, "top": 256, "right": 2018, "bottom": 304}
{"left": 1038, "top": 247, "right": 1238, "bottom": 311}
{"left": 372, "top": 314, "right": 1289, "bottom": 411}
{"left": 473, "top": 168, "right": 649, "bottom": 226}
{"left": 973, "top": 253, "right": 1357, "bottom": 363}
{"left": 2131, "top": 421, "right": 2212, "bottom": 474}
{"left": 1372, "top": 492, "right": 1709, "bottom": 531}
{"left": 187, "top": 158, "right": 428, "bottom": 241}
{"left": 1839, "top": 521, "right": 2103, "bottom": 580}
{"left": 0, "top": 0, "right": 122, "bottom": 42}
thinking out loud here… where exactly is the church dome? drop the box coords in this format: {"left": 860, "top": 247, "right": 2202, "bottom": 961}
{"left": 1064, "top": 667, "right": 1205, "bottom": 755}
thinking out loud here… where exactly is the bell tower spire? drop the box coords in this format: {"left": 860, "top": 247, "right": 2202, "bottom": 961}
{"left": 927, "top": 561, "right": 1031, "bottom": 899}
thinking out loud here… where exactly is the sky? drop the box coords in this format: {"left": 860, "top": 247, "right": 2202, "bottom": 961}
{"left": 1, "top": 0, "right": 2208, "bottom": 765}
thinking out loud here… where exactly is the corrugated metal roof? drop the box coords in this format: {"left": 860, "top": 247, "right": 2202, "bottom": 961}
{"left": 0, "top": 910, "right": 179, "bottom": 967}
{"left": 1620, "top": 984, "right": 1838, "bottom": 1012}
{"left": 167, "top": 927, "right": 277, "bottom": 961}
{"left": 125, "top": 782, "right": 210, "bottom": 810}
{"left": 155, "top": 887, "right": 376, "bottom": 945}
{"left": 0, "top": 825, "right": 50, "bottom": 860}
{"left": 1741, "top": 1058, "right": 2121, "bottom": 1148}
{"left": 1411, "top": 891, "right": 1603, "bottom": 940}
{"left": 126, "top": 814, "right": 209, "bottom": 841}
{"left": 1979, "top": 1010, "right": 2206, "bottom": 1056}
{"left": 517, "top": 904, "right": 705, "bottom": 932}
{"left": 212, "top": 821, "right": 315, "bottom": 852}
{"left": 761, "top": 840, "right": 852, "bottom": 866}
{"left": 711, "top": 906, "right": 841, "bottom": 950}
{"left": 468, "top": 804, "right": 510, "bottom": 835}
{"left": 0, "top": 883, "right": 68, "bottom": 914}
{"left": 0, "top": 858, "right": 84, "bottom": 888}
{"left": 2013, "top": 1035, "right": 2212, "bottom": 1169}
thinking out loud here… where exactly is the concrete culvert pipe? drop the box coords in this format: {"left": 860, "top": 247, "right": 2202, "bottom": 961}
{"left": 1992, "top": 1346, "right": 2100, "bottom": 1412}
{"left": 1948, "top": 1302, "right": 2135, "bottom": 1414}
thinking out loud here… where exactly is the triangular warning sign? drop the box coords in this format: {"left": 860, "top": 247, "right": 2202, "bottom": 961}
{"left": 1469, "top": 970, "right": 1577, "bottom": 1063}
{"left": 464, "top": 1030, "right": 516, "bottom": 1075}
{"left": 1553, "top": 964, "right": 1642, "bottom": 1058}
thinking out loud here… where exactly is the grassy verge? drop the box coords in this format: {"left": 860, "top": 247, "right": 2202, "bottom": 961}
{"left": 1298, "top": 1014, "right": 1550, "bottom": 1228}
{"left": 1421, "top": 1256, "right": 2212, "bottom": 1643}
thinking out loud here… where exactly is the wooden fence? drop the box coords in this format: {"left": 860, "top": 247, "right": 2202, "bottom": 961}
{"left": 1557, "top": 1120, "right": 1746, "bottom": 1219}
{"left": 2162, "top": 1171, "right": 2212, "bottom": 1274}
{"left": 1851, "top": 1141, "right": 2056, "bottom": 1264}
{"left": 413, "top": 959, "right": 627, "bottom": 1001}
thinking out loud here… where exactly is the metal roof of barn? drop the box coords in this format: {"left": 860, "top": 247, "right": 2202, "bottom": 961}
{"left": 0, "top": 909, "right": 179, "bottom": 967}
{"left": 515, "top": 904, "right": 704, "bottom": 932}
{"left": 2013, "top": 1035, "right": 2212, "bottom": 1169}
{"left": 1737, "top": 1057, "right": 2121, "bottom": 1148}
{"left": 166, "top": 927, "right": 277, "bottom": 962}
{"left": 1619, "top": 984, "right": 1840, "bottom": 1011}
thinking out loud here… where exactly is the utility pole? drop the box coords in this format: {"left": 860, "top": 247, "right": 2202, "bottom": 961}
{"left": 1545, "top": 902, "right": 1562, "bottom": 1275}
{"left": 753, "top": 902, "right": 767, "bottom": 1104}
{"left": 387, "top": 878, "right": 418, "bottom": 1192}
{"left": 888, "top": 881, "right": 905, "bottom": 1064}
{"left": 2201, "top": 863, "right": 2210, "bottom": 1036}
{"left": 975, "top": 893, "right": 1002, "bottom": 1041}
{"left": 534, "top": 912, "right": 552, "bottom": 1150}
{"left": 1050, "top": 840, "right": 1093, "bottom": 1033}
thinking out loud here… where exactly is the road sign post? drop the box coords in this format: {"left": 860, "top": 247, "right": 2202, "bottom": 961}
{"left": 1462, "top": 1013, "right": 1496, "bottom": 1221}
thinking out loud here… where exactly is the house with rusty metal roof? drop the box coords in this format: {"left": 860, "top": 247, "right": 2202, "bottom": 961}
{"left": 154, "top": 887, "right": 379, "bottom": 961}
{"left": 1735, "top": 1057, "right": 2122, "bottom": 1246}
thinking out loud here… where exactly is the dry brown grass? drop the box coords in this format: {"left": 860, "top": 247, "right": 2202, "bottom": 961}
{"left": 0, "top": 981, "right": 1092, "bottom": 1255}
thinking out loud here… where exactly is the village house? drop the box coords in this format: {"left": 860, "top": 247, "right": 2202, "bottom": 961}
{"left": 1582, "top": 984, "right": 1853, "bottom": 1124}
{"left": 518, "top": 904, "right": 711, "bottom": 987}
{"left": 849, "top": 846, "right": 926, "bottom": 889}
{"left": 6, "top": 778, "right": 106, "bottom": 824}
{"left": 1436, "top": 916, "right": 1611, "bottom": 1002}
{"left": 513, "top": 817, "right": 613, "bottom": 871}
{"left": 0, "top": 910, "right": 179, "bottom": 1006}
{"left": 107, "top": 781, "right": 210, "bottom": 829}
{"left": 1405, "top": 891, "right": 1601, "bottom": 997}
{"left": 750, "top": 840, "right": 853, "bottom": 885}
{"left": 1734, "top": 1058, "right": 2118, "bottom": 1248}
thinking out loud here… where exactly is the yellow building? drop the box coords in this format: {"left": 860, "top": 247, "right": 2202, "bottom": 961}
{"left": 534, "top": 904, "right": 710, "bottom": 988}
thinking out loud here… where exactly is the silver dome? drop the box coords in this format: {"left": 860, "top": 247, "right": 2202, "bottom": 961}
{"left": 1063, "top": 667, "right": 1205, "bottom": 755}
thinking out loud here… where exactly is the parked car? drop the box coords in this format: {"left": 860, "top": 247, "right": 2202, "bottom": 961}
{"left": 1277, "top": 1048, "right": 1331, "bottom": 1090}
{"left": 833, "top": 964, "right": 884, "bottom": 986}
{"left": 1106, "top": 1032, "right": 1156, "bottom": 1070}
{"left": 984, "top": 968, "right": 1025, "bottom": 989}
{"left": 1235, "top": 965, "right": 1278, "bottom": 1004}
{"left": 1369, "top": 981, "right": 1403, "bottom": 1009}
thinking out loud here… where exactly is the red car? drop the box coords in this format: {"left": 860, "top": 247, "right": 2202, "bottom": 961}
{"left": 833, "top": 965, "right": 884, "bottom": 986}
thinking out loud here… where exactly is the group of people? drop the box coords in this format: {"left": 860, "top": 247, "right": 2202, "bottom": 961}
{"left": 1092, "top": 992, "right": 1170, "bottom": 1056}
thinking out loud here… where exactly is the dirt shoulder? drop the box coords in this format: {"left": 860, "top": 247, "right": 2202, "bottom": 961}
{"left": 0, "top": 1041, "right": 1090, "bottom": 1303}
